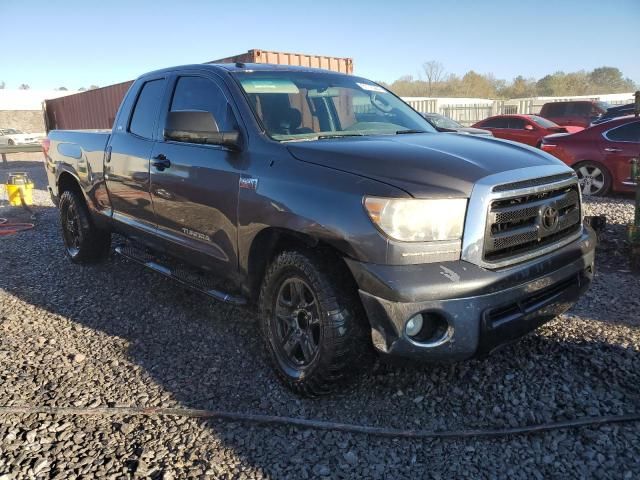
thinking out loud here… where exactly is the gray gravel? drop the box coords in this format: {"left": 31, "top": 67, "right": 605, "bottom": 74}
{"left": 1, "top": 156, "right": 639, "bottom": 479}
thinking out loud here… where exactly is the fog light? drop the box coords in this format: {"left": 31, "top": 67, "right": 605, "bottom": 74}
{"left": 405, "top": 314, "right": 423, "bottom": 337}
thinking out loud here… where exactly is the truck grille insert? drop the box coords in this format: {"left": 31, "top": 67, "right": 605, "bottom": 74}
{"left": 484, "top": 184, "right": 581, "bottom": 263}
{"left": 491, "top": 173, "right": 575, "bottom": 192}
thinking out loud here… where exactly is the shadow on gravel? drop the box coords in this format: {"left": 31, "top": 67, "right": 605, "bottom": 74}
{"left": 1, "top": 206, "right": 639, "bottom": 473}
{"left": 0, "top": 160, "right": 47, "bottom": 182}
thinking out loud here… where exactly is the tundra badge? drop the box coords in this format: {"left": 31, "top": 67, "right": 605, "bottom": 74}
{"left": 239, "top": 176, "right": 258, "bottom": 190}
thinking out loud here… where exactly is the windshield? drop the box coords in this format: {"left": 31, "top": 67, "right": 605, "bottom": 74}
{"left": 529, "top": 116, "right": 559, "bottom": 128}
{"left": 233, "top": 71, "right": 435, "bottom": 141}
{"left": 3, "top": 129, "right": 22, "bottom": 134}
{"left": 424, "top": 114, "right": 463, "bottom": 129}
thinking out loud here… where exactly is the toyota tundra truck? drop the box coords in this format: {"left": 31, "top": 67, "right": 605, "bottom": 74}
{"left": 44, "top": 63, "right": 596, "bottom": 396}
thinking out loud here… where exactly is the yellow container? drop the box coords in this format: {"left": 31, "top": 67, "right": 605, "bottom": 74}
{"left": 6, "top": 172, "right": 34, "bottom": 206}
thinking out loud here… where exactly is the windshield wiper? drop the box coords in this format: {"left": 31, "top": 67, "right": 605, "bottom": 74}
{"left": 395, "top": 129, "right": 428, "bottom": 135}
{"left": 316, "top": 133, "right": 365, "bottom": 140}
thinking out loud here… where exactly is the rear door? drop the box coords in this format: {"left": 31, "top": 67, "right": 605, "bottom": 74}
{"left": 149, "top": 73, "right": 242, "bottom": 275}
{"left": 479, "top": 117, "right": 509, "bottom": 139}
{"left": 106, "top": 77, "right": 167, "bottom": 230}
{"left": 601, "top": 120, "right": 640, "bottom": 189}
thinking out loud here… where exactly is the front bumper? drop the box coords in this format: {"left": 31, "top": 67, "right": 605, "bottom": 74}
{"left": 346, "top": 226, "right": 596, "bottom": 361}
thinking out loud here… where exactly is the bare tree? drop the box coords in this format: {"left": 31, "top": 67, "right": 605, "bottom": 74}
{"left": 422, "top": 61, "right": 445, "bottom": 96}
{"left": 18, "top": 84, "right": 30, "bottom": 90}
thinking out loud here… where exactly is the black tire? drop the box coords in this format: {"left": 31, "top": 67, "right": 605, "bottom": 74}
{"left": 259, "top": 249, "right": 372, "bottom": 396}
{"left": 7, "top": 139, "right": 14, "bottom": 146}
{"left": 574, "top": 161, "right": 612, "bottom": 197}
{"left": 59, "top": 190, "right": 111, "bottom": 263}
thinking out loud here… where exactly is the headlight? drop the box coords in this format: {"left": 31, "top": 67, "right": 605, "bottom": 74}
{"left": 364, "top": 197, "right": 467, "bottom": 242}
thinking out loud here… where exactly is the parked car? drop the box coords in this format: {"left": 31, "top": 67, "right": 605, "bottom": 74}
{"left": 591, "top": 103, "right": 637, "bottom": 125}
{"left": 421, "top": 113, "right": 493, "bottom": 137}
{"left": 0, "top": 128, "right": 44, "bottom": 145}
{"left": 541, "top": 115, "right": 640, "bottom": 196}
{"left": 44, "top": 63, "right": 594, "bottom": 395}
{"left": 539, "top": 100, "right": 610, "bottom": 128}
{"left": 471, "top": 115, "right": 582, "bottom": 147}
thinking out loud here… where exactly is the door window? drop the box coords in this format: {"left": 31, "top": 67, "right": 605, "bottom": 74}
{"left": 567, "top": 103, "right": 590, "bottom": 116}
{"left": 170, "top": 76, "right": 232, "bottom": 131}
{"left": 507, "top": 118, "right": 526, "bottom": 129}
{"left": 605, "top": 122, "right": 640, "bottom": 142}
{"left": 544, "top": 103, "right": 564, "bottom": 116}
{"left": 129, "top": 79, "right": 165, "bottom": 139}
{"left": 482, "top": 117, "right": 508, "bottom": 128}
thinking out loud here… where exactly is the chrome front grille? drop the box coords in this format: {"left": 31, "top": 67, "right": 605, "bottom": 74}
{"left": 461, "top": 165, "right": 584, "bottom": 270}
{"left": 484, "top": 184, "right": 581, "bottom": 263}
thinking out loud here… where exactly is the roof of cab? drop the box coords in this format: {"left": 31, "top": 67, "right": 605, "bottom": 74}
{"left": 140, "top": 62, "right": 346, "bottom": 78}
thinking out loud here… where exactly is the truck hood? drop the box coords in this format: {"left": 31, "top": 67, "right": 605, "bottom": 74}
{"left": 287, "top": 133, "right": 564, "bottom": 198}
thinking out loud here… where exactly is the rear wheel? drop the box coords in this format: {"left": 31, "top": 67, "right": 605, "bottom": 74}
{"left": 59, "top": 190, "right": 111, "bottom": 263}
{"left": 574, "top": 161, "right": 611, "bottom": 196}
{"left": 259, "top": 250, "right": 372, "bottom": 396}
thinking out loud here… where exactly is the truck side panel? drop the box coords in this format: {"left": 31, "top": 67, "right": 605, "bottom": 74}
{"left": 45, "top": 130, "right": 112, "bottom": 218}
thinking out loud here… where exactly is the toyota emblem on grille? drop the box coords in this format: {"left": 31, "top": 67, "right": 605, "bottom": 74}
{"left": 541, "top": 205, "right": 560, "bottom": 232}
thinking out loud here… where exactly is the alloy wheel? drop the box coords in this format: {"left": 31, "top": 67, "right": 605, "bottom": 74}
{"left": 272, "top": 277, "right": 321, "bottom": 369}
{"left": 576, "top": 165, "right": 605, "bottom": 196}
{"left": 62, "top": 203, "right": 81, "bottom": 256}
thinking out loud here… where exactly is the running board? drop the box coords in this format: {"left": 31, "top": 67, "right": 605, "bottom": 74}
{"left": 114, "top": 245, "right": 247, "bottom": 306}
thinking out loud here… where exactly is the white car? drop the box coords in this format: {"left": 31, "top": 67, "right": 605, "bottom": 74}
{"left": 0, "top": 128, "right": 45, "bottom": 146}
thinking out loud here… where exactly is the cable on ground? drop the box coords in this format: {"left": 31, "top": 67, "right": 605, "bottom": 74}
{"left": 0, "top": 405, "right": 638, "bottom": 439}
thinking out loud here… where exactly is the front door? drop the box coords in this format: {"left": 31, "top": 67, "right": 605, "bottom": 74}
{"left": 149, "top": 74, "right": 241, "bottom": 276}
{"left": 106, "top": 77, "right": 167, "bottom": 229}
{"left": 601, "top": 120, "right": 640, "bottom": 188}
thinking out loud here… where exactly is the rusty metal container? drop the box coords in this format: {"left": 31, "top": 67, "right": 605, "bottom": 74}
{"left": 207, "top": 49, "right": 354, "bottom": 74}
{"left": 44, "top": 81, "right": 133, "bottom": 131}
{"left": 43, "top": 50, "right": 354, "bottom": 131}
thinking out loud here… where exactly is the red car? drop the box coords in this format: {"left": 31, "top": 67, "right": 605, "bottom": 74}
{"left": 472, "top": 115, "right": 583, "bottom": 147}
{"left": 539, "top": 100, "right": 610, "bottom": 129}
{"left": 541, "top": 116, "right": 640, "bottom": 196}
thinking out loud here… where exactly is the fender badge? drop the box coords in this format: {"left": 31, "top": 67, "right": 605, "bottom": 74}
{"left": 239, "top": 176, "right": 258, "bottom": 190}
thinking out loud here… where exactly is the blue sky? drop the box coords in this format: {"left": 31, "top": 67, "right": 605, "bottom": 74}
{"left": 1, "top": 0, "right": 638, "bottom": 90}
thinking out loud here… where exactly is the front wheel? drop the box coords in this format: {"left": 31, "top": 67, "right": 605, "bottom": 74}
{"left": 59, "top": 190, "right": 111, "bottom": 263}
{"left": 259, "top": 250, "right": 372, "bottom": 396}
{"left": 574, "top": 161, "right": 611, "bottom": 196}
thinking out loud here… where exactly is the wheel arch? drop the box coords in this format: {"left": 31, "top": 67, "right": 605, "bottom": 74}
{"left": 572, "top": 159, "right": 612, "bottom": 196}
{"left": 245, "top": 227, "right": 359, "bottom": 304}
{"left": 57, "top": 171, "right": 84, "bottom": 198}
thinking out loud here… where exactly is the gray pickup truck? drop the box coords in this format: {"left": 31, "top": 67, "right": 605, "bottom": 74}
{"left": 44, "top": 63, "right": 595, "bottom": 396}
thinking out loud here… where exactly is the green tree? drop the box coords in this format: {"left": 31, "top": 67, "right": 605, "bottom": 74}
{"left": 499, "top": 76, "right": 538, "bottom": 98}
{"left": 18, "top": 84, "right": 30, "bottom": 90}
{"left": 456, "top": 71, "right": 497, "bottom": 97}
{"left": 589, "top": 67, "right": 636, "bottom": 93}
{"left": 0, "top": 81, "right": 5, "bottom": 89}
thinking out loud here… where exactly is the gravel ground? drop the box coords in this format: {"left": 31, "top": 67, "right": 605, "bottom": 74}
{"left": 1, "top": 156, "right": 639, "bottom": 479}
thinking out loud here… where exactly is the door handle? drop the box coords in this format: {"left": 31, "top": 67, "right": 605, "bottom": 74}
{"left": 604, "top": 148, "right": 622, "bottom": 153}
{"left": 152, "top": 154, "right": 171, "bottom": 170}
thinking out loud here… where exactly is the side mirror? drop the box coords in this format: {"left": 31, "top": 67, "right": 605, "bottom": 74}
{"left": 164, "top": 110, "right": 240, "bottom": 149}
{"left": 524, "top": 124, "right": 535, "bottom": 131}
